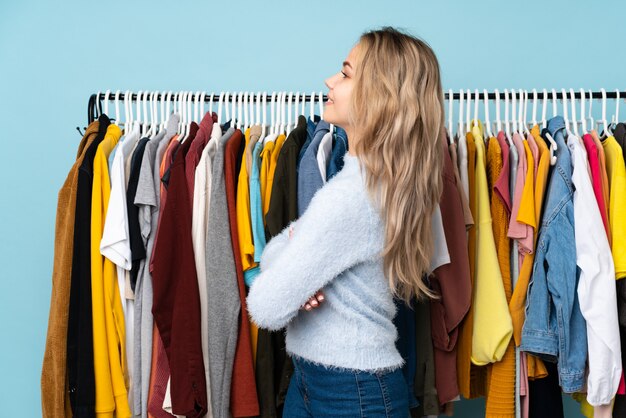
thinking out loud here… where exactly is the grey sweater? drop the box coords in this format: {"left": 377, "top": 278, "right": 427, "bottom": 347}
{"left": 247, "top": 152, "right": 405, "bottom": 372}
{"left": 205, "top": 127, "right": 240, "bottom": 418}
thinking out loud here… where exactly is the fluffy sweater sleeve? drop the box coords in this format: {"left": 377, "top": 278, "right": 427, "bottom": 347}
{"left": 246, "top": 157, "right": 382, "bottom": 331}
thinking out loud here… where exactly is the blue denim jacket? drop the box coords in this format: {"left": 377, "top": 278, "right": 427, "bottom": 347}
{"left": 327, "top": 126, "right": 348, "bottom": 180}
{"left": 520, "top": 116, "right": 588, "bottom": 393}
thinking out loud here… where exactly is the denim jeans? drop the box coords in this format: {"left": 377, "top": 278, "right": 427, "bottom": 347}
{"left": 283, "top": 355, "right": 410, "bottom": 417}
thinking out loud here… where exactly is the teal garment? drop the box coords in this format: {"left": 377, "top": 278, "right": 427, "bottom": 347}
{"left": 246, "top": 140, "right": 267, "bottom": 286}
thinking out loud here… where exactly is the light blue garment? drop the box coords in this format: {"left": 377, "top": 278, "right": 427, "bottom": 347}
{"left": 297, "top": 115, "right": 321, "bottom": 166}
{"left": 297, "top": 120, "right": 330, "bottom": 217}
{"left": 247, "top": 152, "right": 405, "bottom": 372}
{"left": 327, "top": 126, "right": 348, "bottom": 180}
{"left": 247, "top": 140, "right": 266, "bottom": 286}
{"left": 520, "top": 116, "right": 588, "bottom": 393}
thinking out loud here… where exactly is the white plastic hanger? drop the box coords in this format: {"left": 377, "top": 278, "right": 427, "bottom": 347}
{"left": 200, "top": 92, "right": 206, "bottom": 122}
{"left": 483, "top": 89, "right": 493, "bottom": 138}
{"left": 579, "top": 88, "right": 587, "bottom": 134}
{"left": 124, "top": 90, "right": 132, "bottom": 132}
{"left": 551, "top": 88, "right": 558, "bottom": 119}
{"left": 193, "top": 91, "right": 200, "bottom": 124}
{"left": 531, "top": 89, "right": 538, "bottom": 128}
{"left": 135, "top": 91, "right": 143, "bottom": 136}
{"left": 318, "top": 91, "right": 324, "bottom": 122}
{"left": 504, "top": 89, "right": 511, "bottom": 138}
{"left": 269, "top": 92, "right": 276, "bottom": 136}
{"left": 96, "top": 91, "right": 102, "bottom": 117}
{"left": 224, "top": 92, "right": 231, "bottom": 126}
{"left": 561, "top": 88, "right": 573, "bottom": 139}
{"left": 494, "top": 88, "right": 502, "bottom": 134}
{"left": 611, "top": 89, "right": 621, "bottom": 134}
{"left": 586, "top": 90, "right": 594, "bottom": 133}
{"left": 511, "top": 89, "right": 519, "bottom": 134}
{"left": 243, "top": 91, "right": 250, "bottom": 131}
{"left": 457, "top": 89, "right": 464, "bottom": 138}
{"left": 114, "top": 90, "right": 121, "bottom": 127}
{"left": 472, "top": 89, "right": 479, "bottom": 130}
{"left": 103, "top": 90, "right": 111, "bottom": 117}
{"left": 542, "top": 88, "right": 548, "bottom": 129}
{"left": 286, "top": 92, "right": 293, "bottom": 136}
{"left": 569, "top": 88, "right": 580, "bottom": 137}
{"left": 521, "top": 90, "right": 530, "bottom": 136}
{"left": 294, "top": 91, "right": 301, "bottom": 130}
{"left": 465, "top": 89, "right": 472, "bottom": 132}
{"left": 217, "top": 92, "right": 224, "bottom": 125}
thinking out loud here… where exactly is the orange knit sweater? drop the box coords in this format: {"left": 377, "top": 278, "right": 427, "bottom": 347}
{"left": 485, "top": 136, "right": 516, "bottom": 417}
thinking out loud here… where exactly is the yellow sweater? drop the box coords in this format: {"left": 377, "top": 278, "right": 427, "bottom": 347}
{"left": 485, "top": 135, "right": 516, "bottom": 417}
{"left": 470, "top": 126, "right": 513, "bottom": 367}
{"left": 602, "top": 136, "right": 626, "bottom": 279}
{"left": 236, "top": 128, "right": 257, "bottom": 274}
{"left": 91, "top": 124, "right": 131, "bottom": 417}
{"left": 263, "top": 133, "right": 287, "bottom": 216}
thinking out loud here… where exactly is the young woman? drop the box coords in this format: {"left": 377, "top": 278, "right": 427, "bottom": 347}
{"left": 246, "top": 26, "right": 445, "bottom": 417}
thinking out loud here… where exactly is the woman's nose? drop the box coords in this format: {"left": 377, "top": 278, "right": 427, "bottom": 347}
{"left": 324, "top": 74, "right": 335, "bottom": 89}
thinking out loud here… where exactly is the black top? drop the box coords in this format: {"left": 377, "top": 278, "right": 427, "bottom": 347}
{"left": 265, "top": 115, "right": 308, "bottom": 238}
{"left": 67, "top": 113, "right": 110, "bottom": 418}
{"left": 127, "top": 137, "right": 150, "bottom": 291}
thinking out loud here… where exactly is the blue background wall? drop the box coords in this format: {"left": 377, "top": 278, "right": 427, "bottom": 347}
{"left": 1, "top": 0, "right": 624, "bottom": 416}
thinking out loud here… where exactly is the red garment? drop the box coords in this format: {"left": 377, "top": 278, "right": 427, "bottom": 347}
{"left": 224, "top": 129, "right": 260, "bottom": 416}
{"left": 582, "top": 133, "right": 610, "bottom": 238}
{"left": 185, "top": 113, "right": 217, "bottom": 205}
{"left": 151, "top": 123, "right": 207, "bottom": 418}
{"left": 147, "top": 334, "right": 175, "bottom": 418}
{"left": 429, "top": 129, "right": 472, "bottom": 404}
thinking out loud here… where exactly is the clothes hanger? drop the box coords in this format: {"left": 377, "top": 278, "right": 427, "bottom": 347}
{"left": 465, "top": 89, "right": 472, "bottom": 136}
{"left": 294, "top": 91, "right": 300, "bottom": 129}
{"left": 199, "top": 91, "right": 206, "bottom": 122}
{"left": 143, "top": 91, "right": 150, "bottom": 136}
{"left": 124, "top": 89, "right": 132, "bottom": 133}
{"left": 114, "top": 90, "right": 121, "bottom": 127}
{"left": 570, "top": 88, "right": 580, "bottom": 137}
{"left": 103, "top": 90, "right": 111, "bottom": 118}
{"left": 301, "top": 92, "right": 306, "bottom": 120}
{"left": 225, "top": 92, "right": 232, "bottom": 127}
{"left": 586, "top": 89, "right": 594, "bottom": 133}
{"left": 578, "top": 88, "right": 587, "bottom": 134}
{"left": 494, "top": 88, "right": 502, "bottom": 135}
{"left": 541, "top": 88, "right": 548, "bottom": 129}
{"left": 286, "top": 92, "right": 293, "bottom": 136}
{"left": 531, "top": 89, "right": 538, "bottom": 129}
{"left": 472, "top": 89, "right": 479, "bottom": 132}
{"left": 457, "top": 89, "right": 464, "bottom": 138}
{"left": 551, "top": 88, "right": 558, "bottom": 120}
{"left": 520, "top": 90, "right": 530, "bottom": 137}
{"left": 543, "top": 89, "right": 558, "bottom": 165}
{"left": 483, "top": 89, "right": 493, "bottom": 138}
{"left": 561, "top": 88, "right": 573, "bottom": 139}
{"left": 504, "top": 89, "right": 511, "bottom": 139}
{"left": 511, "top": 89, "right": 519, "bottom": 135}
{"left": 243, "top": 91, "right": 250, "bottom": 131}
{"left": 217, "top": 92, "right": 224, "bottom": 125}
{"left": 135, "top": 91, "right": 143, "bottom": 136}
{"left": 610, "top": 89, "right": 620, "bottom": 135}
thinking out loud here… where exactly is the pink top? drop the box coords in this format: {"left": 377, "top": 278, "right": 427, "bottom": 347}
{"left": 582, "top": 133, "right": 610, "bottom": 238}
{"left": 507, "top": 133, "right": 529, "bottom": 242}
{"left": 526, "top": 132, "right": 539, "bottom": 185}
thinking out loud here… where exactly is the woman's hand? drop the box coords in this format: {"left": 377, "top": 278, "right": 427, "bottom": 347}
{"left": 303, "top": 290, "right": 325, "bottom": 311}
{"left": 289, "top": 225, "right": 325, "bottom": 311}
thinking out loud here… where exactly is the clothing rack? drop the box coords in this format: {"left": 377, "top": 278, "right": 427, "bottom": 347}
{"left": 87, "top": 89, "right": 626, "bottom": 125}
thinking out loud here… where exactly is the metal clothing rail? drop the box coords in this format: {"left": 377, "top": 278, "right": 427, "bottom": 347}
{"left": 87, "top": 90, "right": 626, "bottom": 125}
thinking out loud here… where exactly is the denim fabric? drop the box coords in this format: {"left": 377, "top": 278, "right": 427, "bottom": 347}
{"left": 283, "top": 355, "right": 410, "bottom": 417}
{"left": 327, "top": 126, "right": 348, "bottom": 180}
{"left": 520, "top": 116, "right": 587, "bottom": 393}
{"left": 298, "top": 115, "right": 321, "bottom": 165}
{"left": 297, "top": 120, "right": 331, "bottom": 217}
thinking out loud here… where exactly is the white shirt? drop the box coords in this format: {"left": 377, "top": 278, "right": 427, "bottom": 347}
{"left": 190, "top": 122, "right": 222, "bottom": 418}
{"left": 430, "top": 204, "right": 450, "bottom": 272}
{"left": 317, "top": 131, "right": 333, "bottom": 183}
{"left": 100, "top": 125, "right": 140, "bottom": 403}
{"left": 569, "top": 135, "right": 622, "bottom": 409}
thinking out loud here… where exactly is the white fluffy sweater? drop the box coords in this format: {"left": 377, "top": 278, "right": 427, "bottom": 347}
{"left": 246, "top": 152, "right": 405, "bottom": 372}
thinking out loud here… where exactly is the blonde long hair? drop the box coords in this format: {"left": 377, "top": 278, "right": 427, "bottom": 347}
{"left": 349, "top": 26, "right": 445, "bottom": 302}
